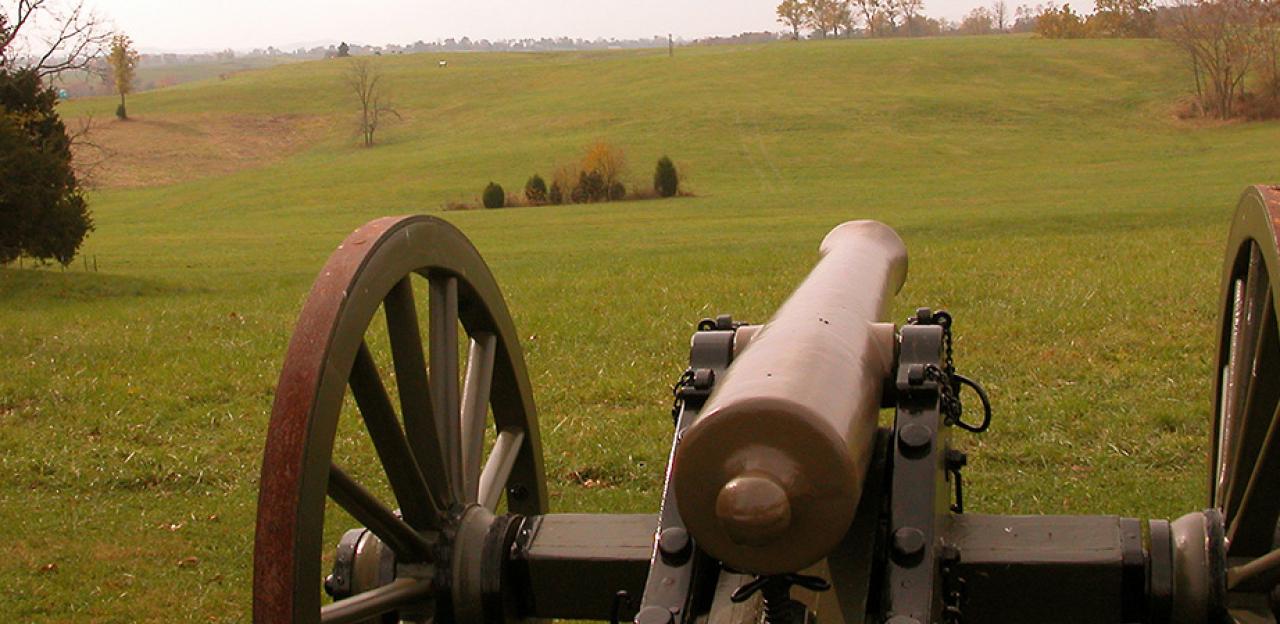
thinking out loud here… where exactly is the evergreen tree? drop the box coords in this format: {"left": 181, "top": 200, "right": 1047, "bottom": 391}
{"left": 0, "top": 69, "right": 92, "bottom": 265}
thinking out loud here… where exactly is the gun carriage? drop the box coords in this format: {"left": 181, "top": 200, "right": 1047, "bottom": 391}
{"left": 253, "top": 186, "right": 1280, "bottom": 623}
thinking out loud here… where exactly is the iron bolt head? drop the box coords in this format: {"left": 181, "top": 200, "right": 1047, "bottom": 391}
{"left": 892, "top": 526, "right": 926, "bottom": 559}
{"left": 898, "top": 423, "right": 932, "bottom": 453}
{"left": 691, "top": 368, "right": 714, "bottom": 390}
{"left": 658, "top": 527, "right": 692, "bottom": 565}
{"left": 907, "top": 364, "right": 926, "bottom": 385}
{"left": 635, "top": 605, "right": 674, "bottom": 624}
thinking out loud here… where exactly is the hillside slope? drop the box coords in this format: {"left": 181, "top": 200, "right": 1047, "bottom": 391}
{"left": 4, "top": 36, "right": 1277, "bottom": 620}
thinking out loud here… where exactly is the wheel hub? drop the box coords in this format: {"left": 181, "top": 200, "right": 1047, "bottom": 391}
{"left": 323, "top": 504, "right": 528, "bottom": 623}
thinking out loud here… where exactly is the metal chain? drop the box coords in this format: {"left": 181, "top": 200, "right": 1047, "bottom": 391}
{"left": 908, "top": 309, "right": 991, "bottom": 434}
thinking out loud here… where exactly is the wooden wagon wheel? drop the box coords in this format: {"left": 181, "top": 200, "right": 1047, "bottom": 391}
{"left": 1211, "top": 185, "right": 1280, "bottom": 621}
{"left": 253, "top": 216, "right": 548, "bottom": 623}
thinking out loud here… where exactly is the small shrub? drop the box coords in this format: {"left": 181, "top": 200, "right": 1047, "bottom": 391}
{"left": 654, "top": 156, "right": 679, "bottom": 198}
{"left": 608, "top": 181, "right": 626, "bottom": 201}
{"left": 573, "top": 170, "right": 606, "bottom": 203}
{"left": 548, "top": 181, "right": 564, "bottom": 205}
{"left": 482, "top": 182, "right": 505, "bottom": 209}
{"left": 524, "top": 174, "right": 547, "bottom": 203}
{"left": 115, "top": 103, "right": 127, "bottom": 120}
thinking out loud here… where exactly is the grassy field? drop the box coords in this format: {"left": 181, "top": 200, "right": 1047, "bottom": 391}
{"left": 1, "top": 34, "right": 1274, "bottom": 620}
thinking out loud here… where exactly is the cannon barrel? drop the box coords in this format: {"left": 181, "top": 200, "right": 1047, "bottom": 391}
{"left": 672, "top": 220, "right": 907, "bottom": 574}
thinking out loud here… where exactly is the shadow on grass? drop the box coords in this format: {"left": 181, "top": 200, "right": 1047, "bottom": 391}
{"left": 0, "top": 267, "right": 198, "bottom": 302}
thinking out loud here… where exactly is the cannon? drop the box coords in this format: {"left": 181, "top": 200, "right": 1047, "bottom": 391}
{"left": 253, "top": 186, "right": 1280, "bottom": 623}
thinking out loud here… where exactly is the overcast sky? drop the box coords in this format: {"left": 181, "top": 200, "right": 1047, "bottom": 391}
{"left": 82, "top": 0, "right": 986, "bottom": 53}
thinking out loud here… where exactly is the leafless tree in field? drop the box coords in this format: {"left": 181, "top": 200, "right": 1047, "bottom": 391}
{"left": 898, "top": 0, "right": 925, "bottom": 34}
{"left": 0, "top": 0, "right": 110, "bottom": 78}
{"left": 345, "top": 58, "right": 400, "bottom": 147}
{"left": 1162, "top": 0, "right": 1257, "bottom": 118}
{"left": 991, "top": 0, "right": 1010, "bottom": 31}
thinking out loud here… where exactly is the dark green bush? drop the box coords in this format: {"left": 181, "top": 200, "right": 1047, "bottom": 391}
{"left": 115, "top": 103, "right": 127, "bottom": 120}
{"left": 608, "top": 181, "right": 626, "bottom": 201}
{"left": 548, "top": 181, "right": 563, "bottom": 205}
{"left": 654, "top": 156, "right": 679, "bottom": 198}
{"left": 0, "top": 68, "right": 93, "bottom": 266}
{"left": 573, "top": 170, "right": 606, "bottom": 203}
{"left": 482, "top": 182, "right": 505, "bottom": 209}
{"left": 524, "top": 174, "right": 547, "bottom": 203}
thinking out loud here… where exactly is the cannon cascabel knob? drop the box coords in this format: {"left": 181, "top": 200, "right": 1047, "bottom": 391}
{"left": 715, "top": 472, "right": 793, "bottom": 545}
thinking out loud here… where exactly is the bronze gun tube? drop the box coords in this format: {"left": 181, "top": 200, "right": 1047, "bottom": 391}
{"left": 672, "top": 220, "right": 907, "bottom": 574}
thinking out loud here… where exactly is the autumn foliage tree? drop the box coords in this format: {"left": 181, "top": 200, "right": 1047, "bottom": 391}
{"left": 106, "top": 33, "right": 137, "bottom": 119}
{"left": 777, "top": 0, "right": 809, "bottom": 38}
{"left": 1035, "top": 3, "right": 1090, "bottom": 37}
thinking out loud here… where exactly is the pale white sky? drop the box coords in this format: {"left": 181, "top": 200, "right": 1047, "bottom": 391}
{"left": 81, "top": 0, "right": 987, "bottom": 53}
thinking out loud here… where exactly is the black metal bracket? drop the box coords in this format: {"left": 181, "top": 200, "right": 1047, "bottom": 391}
{"left": 883, "top": 323, "right": 951, "bottom": 624}
{"left": 636, "top": 316, "right": 746, "bottom": 624}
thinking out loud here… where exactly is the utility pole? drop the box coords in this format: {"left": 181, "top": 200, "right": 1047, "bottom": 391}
{"left": 668, "top": 33, "right": 673, "bottom": 57}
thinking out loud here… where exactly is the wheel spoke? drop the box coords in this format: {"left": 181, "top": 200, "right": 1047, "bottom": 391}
{"left": 349, "top": 342, "right": 440, "bottom": 528}
{"left": 328, "top": 464, "right": 432, "bottom": 562}
{"left": 1227, "top": 397, "right": 1280, "bottom": 554}
{"left": 1222, "top": 249, "right": 1271, "bottom": 511}
{"left": 320, "top": 577, "right": 434, "bottom": 624}
{"left": 478, "top": 429, "right": 525, "bottom": 510}
{"left": 429, "top": 275, "right": 462, "bottom": 503}
{"left": 461, "top": 333, "right": 497, "bottom": 503}
{"left": 383, "top": 277, "right": 452, "bottom": 512}
{"left": 1228, "top": 547, "right": 1280, "bottom": 592}
{"left": 1219, "top": 276, "right": 1249, "bottom": 507}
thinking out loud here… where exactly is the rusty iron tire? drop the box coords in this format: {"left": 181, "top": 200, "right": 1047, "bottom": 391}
{"left": 254, "top": 216, "right": 548, "bottom": 623}
{"left": 1210, "top": 186, "right": 1280, "bottom": 622}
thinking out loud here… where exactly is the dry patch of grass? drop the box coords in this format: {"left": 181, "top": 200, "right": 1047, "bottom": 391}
{"left": 72, "top": 113, "right": 330, "bottom": 189}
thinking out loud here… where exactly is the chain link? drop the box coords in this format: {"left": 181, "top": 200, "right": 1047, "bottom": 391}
{"left": 908, "top": 309, "right": 991, "bottom": 434}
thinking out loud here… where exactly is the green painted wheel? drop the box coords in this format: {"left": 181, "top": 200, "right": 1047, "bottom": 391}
{"left": 1211, "top": 186, "right": 1280, "bottom": 622}
{"left": 253, "top": 216, "right": 548, "bottom": 623}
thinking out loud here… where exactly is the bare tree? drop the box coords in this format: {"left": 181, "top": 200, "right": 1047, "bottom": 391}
{"left": 962, "top": 5, "right": 997, "bottom": 33}
{"left": 854, "top": 0, "right": 883, "bottom": 35}
{"left": 0, "top": 0, "right": 110, "bottom": 78}
{"left": 992, "top": 0, "right": 1010, "bottom": 30}
{"left": 1162, "top": 0, "right": 1257, "bottom": 118}
{"left": 898, "top": 0, "right": 925, "bottom": 34}
{"left": 345, "top": 58, "right": 400, "bottom": 147}
{"left": 1254, "top": 0, "right": 1280, "bottom": 105}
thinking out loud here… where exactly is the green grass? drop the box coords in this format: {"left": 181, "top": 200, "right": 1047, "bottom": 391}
{"left": 1, "top": 35, "right": 1271, "bottom": 620}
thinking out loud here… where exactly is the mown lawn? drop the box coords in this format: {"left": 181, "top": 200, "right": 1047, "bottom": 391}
{"left": 1, "top": 34, "right": 1272, "bottom": 620}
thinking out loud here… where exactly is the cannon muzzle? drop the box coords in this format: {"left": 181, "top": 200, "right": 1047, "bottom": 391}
{"left": 672, "top": 220, "right": 907, "bottom": 574}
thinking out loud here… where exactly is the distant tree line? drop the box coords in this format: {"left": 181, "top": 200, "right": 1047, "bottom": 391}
{"left": 1028, "top": 0, "right": 1157, "bottom": 38}
{"left": 774, "top": 0, "right": 1047, "bottom": 38}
